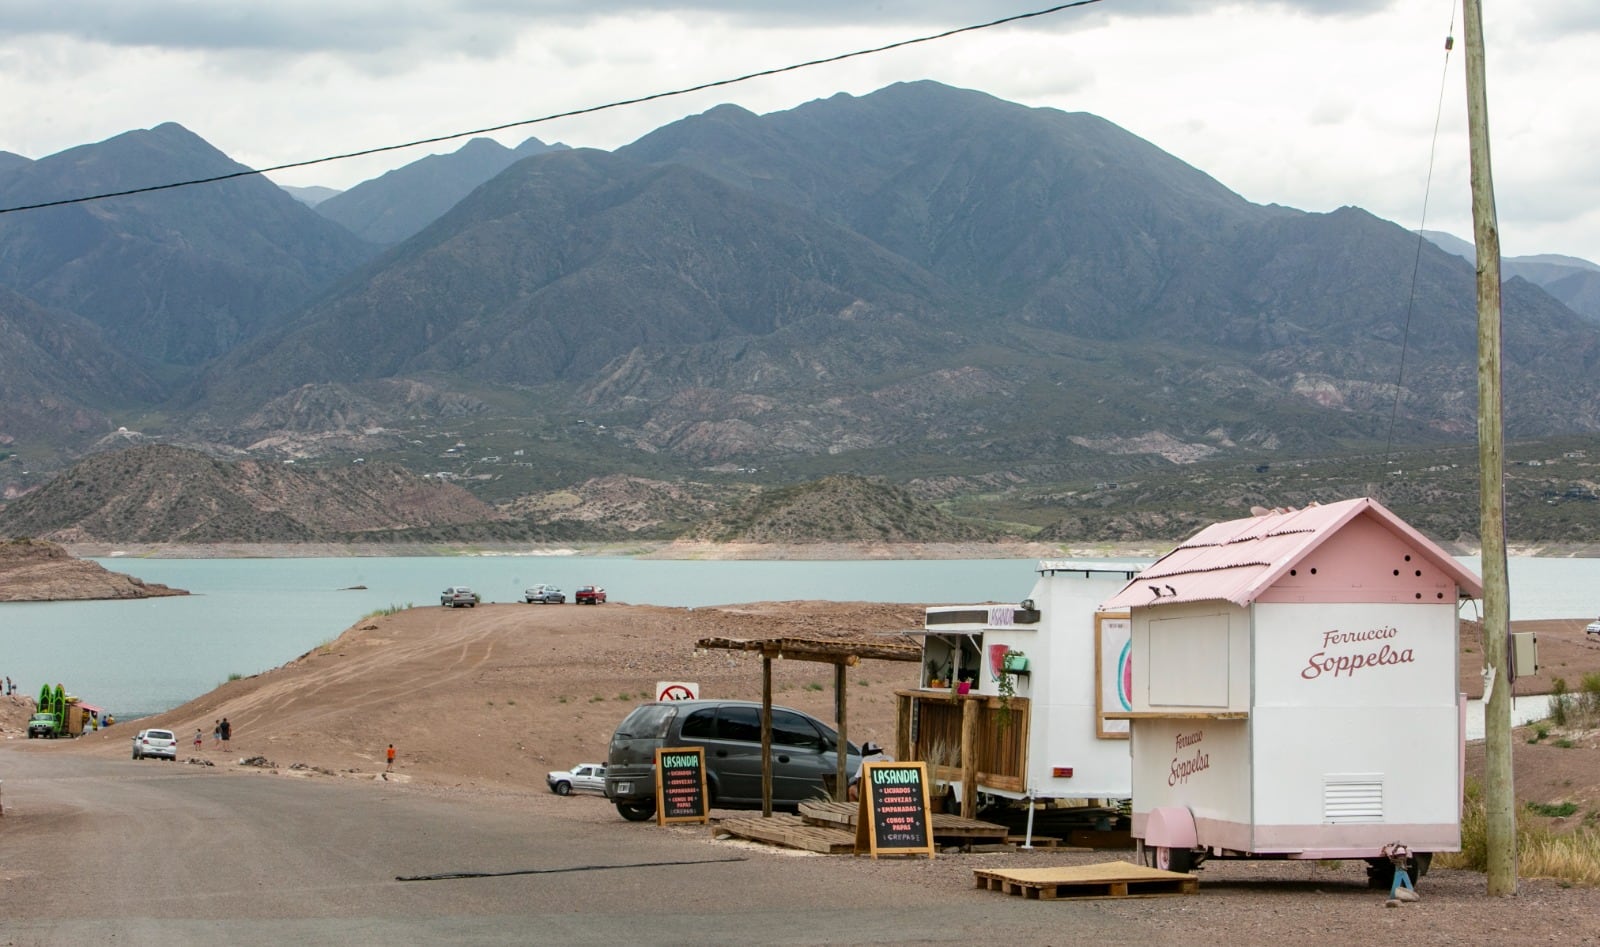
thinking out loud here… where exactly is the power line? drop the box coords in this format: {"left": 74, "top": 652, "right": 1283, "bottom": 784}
{"left": 0, "top": 1, "right": 1107, "bottom": 216}
{"left": 1371, "top": 10, "right": 1459, "bottom": 497}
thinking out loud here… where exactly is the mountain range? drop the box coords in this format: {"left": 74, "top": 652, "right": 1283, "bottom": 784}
{"left": 2, "top": 80, "right": 1598, "bottom": 542}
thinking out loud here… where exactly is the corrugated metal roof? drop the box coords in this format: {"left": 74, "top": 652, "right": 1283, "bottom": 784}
{"left": 1101, "top": 497, "right": 1483, "bottom": 609}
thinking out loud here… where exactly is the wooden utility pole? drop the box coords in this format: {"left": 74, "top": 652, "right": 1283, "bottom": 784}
{"left": 1462, "top": 0, "right": 1516, "bottom": 896}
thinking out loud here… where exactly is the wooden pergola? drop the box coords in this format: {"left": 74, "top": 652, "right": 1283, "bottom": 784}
{"left": 695, "top": 635, "right": 921, "bottom": 817}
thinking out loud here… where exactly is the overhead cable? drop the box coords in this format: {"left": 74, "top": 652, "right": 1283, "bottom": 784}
{"left": 0, "top": 1, "right": 1107, "bottom": 216}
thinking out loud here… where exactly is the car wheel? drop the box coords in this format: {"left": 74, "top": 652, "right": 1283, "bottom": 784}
{"left": 616, "top": 801, "right": 655, "bottom": 822}
{"left": 553, "top": 781, "right": 572, "bottom": 796}
{"left": 132, "top": 749, "right": 139, "bottom": 759}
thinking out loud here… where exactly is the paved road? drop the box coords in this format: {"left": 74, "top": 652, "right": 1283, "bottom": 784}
{"left": 0, "top": 747, "right": 1124, "bottom": 946}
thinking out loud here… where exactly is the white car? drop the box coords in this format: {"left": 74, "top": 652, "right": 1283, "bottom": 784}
{"left": 547, "top": 763, "right": 606, "bottom": 796}
{"left": 132, "top": 728, "right": 179, "bottom": 761}
{"left": 525, "top": 585, "right": 566, "bottom": 604}
{"left": 440, "top": 586, "right": 479, "bottom": 607}
{"left": 1586, "top": 619, "right": 1600, "bottom": 638}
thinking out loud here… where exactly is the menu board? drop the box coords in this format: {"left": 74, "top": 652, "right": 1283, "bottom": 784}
{"left": 854, "top": 761, "right": 934, "bottom": 859}
{"left": 1096, "top": 612, "right": 1132, "bottom": 739}
{"left": 654, "top": 746, "right": 709, "bottom": 825}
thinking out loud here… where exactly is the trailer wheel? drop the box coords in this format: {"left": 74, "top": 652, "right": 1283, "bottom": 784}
{"left": 616, "top": 801, "right": 655, "bottom": 822}
{"left": 1153, "top": 846, "right": 1194, "bottom": 873}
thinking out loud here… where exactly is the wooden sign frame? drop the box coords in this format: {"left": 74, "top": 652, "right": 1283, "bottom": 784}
{"left": 854, "top": 760, "right": 935, "bottom": 859}
{"left": 654, "top": 746, "right": 709, "bottom": 825}
{"left": 1095, "top": 611, "right": 1133, "bottom": 739}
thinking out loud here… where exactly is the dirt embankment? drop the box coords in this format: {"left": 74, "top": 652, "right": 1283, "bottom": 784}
{"left": 0, "top": 538, "right": 186, "bottom": 602}
{"left": 1, "top": 693, "right": 36, "bottom": 737}
{"left": 39, "top": 600, "right": 923, "bottom": 789}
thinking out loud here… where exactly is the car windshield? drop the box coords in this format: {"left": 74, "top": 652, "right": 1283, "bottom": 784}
{"left": 146, "top": 730, "right": 175, "bottom": 741}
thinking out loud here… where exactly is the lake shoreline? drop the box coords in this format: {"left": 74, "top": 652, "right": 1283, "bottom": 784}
{"left": 64, "top": 539, "right": 1169, "bottom": 561}
{"left": 61, "top": 538, "right": 1600, "bottom": 561}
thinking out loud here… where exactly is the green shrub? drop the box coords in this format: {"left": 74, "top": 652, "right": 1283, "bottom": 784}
{"left": 1528, "top": 801, "right": 1581, "bottom": 819}
{"left": 1550, "top": 677, "right": 1570, "bottom": 727}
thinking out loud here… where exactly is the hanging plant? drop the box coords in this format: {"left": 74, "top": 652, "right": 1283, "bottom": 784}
{"left": 996, "top": 650, "right": 1023, "bottom": 731}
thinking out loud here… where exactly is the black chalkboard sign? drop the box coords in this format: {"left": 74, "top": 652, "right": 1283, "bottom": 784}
{"left": 854, "top": 761, "right": 935, "bottom": 858}
{"left": 654, "top": 746, "right": 709, "bottom": 825}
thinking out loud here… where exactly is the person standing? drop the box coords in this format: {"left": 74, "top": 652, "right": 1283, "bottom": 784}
{"left": 386, "top": 744, "right": 396, "bottom": 772}
{"left": 194, "top": 728, "right": 203, "bottom": 751}
{"left": 220, "top": 717, "right": 231, "bottom": 750}
{"left": 212, "top": 720, "right": 222, "bottom": 748}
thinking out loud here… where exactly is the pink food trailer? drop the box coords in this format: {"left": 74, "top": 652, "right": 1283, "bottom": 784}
{"left": 1100, "top": 497, "right": 1483, "bottom": 888}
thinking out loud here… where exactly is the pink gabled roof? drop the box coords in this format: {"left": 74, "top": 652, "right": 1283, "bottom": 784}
{"left": 1101, "top": 497, "right": 1483, "bottom": 609}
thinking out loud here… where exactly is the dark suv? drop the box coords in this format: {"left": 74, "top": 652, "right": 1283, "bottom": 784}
{"left": 604, "top": 700, "right": 862, "bottom": 821}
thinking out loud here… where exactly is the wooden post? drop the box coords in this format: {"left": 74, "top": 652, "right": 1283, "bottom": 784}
{"left": 834, "top": 661, "right": 849, "bottom": 802}
{"left": 895, "top": 694, "right": 912, "bottom": 762}
{"left": 960, "top": 697, "right": 980, "bottom": 819}
{"left": 1462, "top": 0, "right": 1516, "bottom": 897}
{"left": 761, "top": 655, "right": 774, "bottom": 818}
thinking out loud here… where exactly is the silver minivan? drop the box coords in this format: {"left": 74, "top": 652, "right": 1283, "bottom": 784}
{"left": 604, "top": 700, "right": 862, "bottom": 821}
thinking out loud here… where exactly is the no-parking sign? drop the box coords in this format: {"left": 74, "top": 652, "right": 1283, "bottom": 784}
{"left": 656, "top": 681, "right": 699, "bottom": 701}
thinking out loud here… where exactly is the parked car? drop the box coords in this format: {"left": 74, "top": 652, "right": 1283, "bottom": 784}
{"left": 1587, "top": 618, "right": 1600, "bottom": 638}
{"left": 525, "top": 585, "right": 566, "bottom": 604}
{"left": 604, "top": 699, "right": 861, "bottom": 821}
{"left": 547, "top": 762, "right": 606, "bottom": 795}
{"left": 440, "top": 586, "right": 480, "bottom": 608}
{"left": 575, "top": 585, "right": 607, "bottom": 605}
{"left": 132, "top": 728, "right": 179, "bottom": 761}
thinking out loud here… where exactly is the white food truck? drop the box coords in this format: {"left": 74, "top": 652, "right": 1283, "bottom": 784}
{"left": 901, "top": 561, "right": 1140, "bottom": 818}
{"left": 1100, "top": 497, "right": 1484, "bottom": 888}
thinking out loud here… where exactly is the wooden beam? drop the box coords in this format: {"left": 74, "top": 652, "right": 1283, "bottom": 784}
{"left": 762, "top": 655, "right": 773, "bottom": 819}
{"left": 835, "top": 662, "right": 848, "bottom": 802}
{"left": 961, "top": 697, "right": 980, "bottom": 819}
{"left": 895, "top": 694, "right": 912, "bottom": 763}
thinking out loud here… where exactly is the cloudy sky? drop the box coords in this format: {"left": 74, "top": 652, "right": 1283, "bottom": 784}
{"left": 1, "top": 1, "right": 1596, "bottom": 261}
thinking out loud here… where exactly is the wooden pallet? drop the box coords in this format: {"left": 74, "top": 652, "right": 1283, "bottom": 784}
{"left": 796, "top": 799, "right": 1009, "bottom": 841}
{"left": 973, "top": 862, "right": 1199, "bottom": 901}
{"left": 716, "top": 814, "right": 856, "bottom": 854}
{"left": 1003, "top": 835, "right": 1063, "bottom": 849}
{"left": 797, "top": 799, "right": 857, "bottom": 830}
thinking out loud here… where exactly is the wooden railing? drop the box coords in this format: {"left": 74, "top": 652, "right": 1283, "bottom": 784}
{"left": 893, "top": 690, "right": 1029, "bottom": 818}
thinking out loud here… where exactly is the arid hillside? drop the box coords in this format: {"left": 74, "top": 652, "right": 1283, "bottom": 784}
{"left": 0, "top": 538, "right": 186, "bottom": 602}
{"left": 0, "top": 444, "right": 501, "bottom": 543}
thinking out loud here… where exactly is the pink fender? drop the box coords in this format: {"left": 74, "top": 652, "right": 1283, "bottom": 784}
{"left": 1144, "top": 807, "right": 1197, "bottom": 850}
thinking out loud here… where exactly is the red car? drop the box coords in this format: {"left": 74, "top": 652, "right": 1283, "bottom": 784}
{"left": 574, "top": 585, "right": 607, "bottom": 605}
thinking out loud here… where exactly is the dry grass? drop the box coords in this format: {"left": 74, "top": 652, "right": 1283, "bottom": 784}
{"left": 1520, "top": 827, "right": 1600, "bottom": 885}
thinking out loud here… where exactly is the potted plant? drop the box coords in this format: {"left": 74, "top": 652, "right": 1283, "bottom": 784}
{"left": 996, "top": 650, "right": 1024, "bottom": 730}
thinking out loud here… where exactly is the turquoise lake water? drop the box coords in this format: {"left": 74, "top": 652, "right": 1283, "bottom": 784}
{"left": 0, "top": 554, "right": 1594, "bottom": 720}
